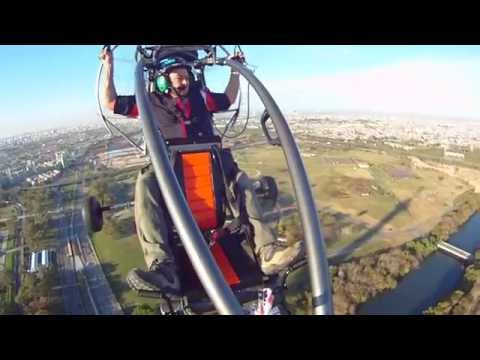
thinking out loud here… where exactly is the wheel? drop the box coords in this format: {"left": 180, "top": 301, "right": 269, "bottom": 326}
{"left": 82, "top": 196, "right": 104, "bottom": 233}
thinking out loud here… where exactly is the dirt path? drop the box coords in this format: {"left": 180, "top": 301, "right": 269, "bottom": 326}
{"left": 409, "top": 156, "right": 480, "bottom": 192}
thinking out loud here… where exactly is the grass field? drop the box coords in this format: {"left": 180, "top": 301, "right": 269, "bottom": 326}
{"left": 91, "top": 210, "right": 158, "bottom": 314}
{"left": 0, "top": 206, "right": 16, "bottom": 219}
{"left": 234, "top": 142, "right": 470, "bottom": 255}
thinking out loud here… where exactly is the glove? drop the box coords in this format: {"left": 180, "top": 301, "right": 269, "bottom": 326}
{"left": 230, "top": 51, "right": 246, "bottom": 64}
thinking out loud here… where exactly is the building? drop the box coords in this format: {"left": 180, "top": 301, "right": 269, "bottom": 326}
{"left": 384, "top": 142, "right": 415, "bottom": 151}
{"left": 28, "top": 249, "right": 55, "bottom": 273}
{"left": 55, "top": 151, "right": 65, "bottom": 168}
{"left": 26, "top": 169, "right": 61, "bottom": 186}
{"left": 96, "top": 147, "right": 148, "bottom": 170}
{"left": 26, "top": 160, "right": 36, "bottom": 172}
{"left": 444, "top": 151, "right": 465, "bottom": 160}
{"left": 357, "top": 162, "right": 370, "bottom": 169}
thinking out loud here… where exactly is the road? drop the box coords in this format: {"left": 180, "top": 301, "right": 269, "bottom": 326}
{"left": 53, "top": 170, "right": 123, "bottom": 315}
{"left": 53, "top": 189, "right": 90, "bottom": 315}
{"left": 69, "top": 171, "right": 123, "bottom": 315}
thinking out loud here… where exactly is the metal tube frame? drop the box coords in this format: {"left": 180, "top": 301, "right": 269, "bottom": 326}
{"left": 134, "top": 59, "right": 244, "bottom": 315}
{"left": 222, "top": 58, "right": 333, "bottom": 315}
{"left": 96, "top": 45, "right": 144, "bottom": 153}
{"left": 133, "top": 46, "right": 333, "bottom": 315}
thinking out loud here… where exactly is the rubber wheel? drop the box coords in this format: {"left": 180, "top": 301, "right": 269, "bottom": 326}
{"left": 82, "top": 196, "right": 104, "bottom": 233}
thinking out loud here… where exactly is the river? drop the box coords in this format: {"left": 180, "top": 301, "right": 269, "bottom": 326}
{"left": 358, "top": 212, "right": 480, "bottom": 315}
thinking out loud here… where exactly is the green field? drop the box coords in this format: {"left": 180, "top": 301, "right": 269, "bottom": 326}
{"left": 91, "top": 212, "right": 158, "bottom": 314}
{"left": 62, "top": 183, "right": 77, "bottom": 201}
{"left": 2, "top": 238, "right": 15, "bottom": 305}
{"left": 234, "top": 142, "right": 470, "bottom": 255}
{"left": 87, "top": 170, "right": 158, "bottom": 313}
{"left": 0, "top": 206, "right": 16, "bottom": 220}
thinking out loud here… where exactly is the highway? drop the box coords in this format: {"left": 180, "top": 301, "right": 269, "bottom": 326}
{"left": 53, "top": 188, "right": 90, "bottom": 315}
{"left": 53, "top": 170, "right": 123, "bottom": 315}
{"left": 68, "top": 171, "right": 123, "bottom": 315}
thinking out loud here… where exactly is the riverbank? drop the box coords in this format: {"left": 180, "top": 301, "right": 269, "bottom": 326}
{"left": 331, "top": 193, "right": 480, "bottom": 314}
{"left": 424, "top": 251, "right": 480, "bottom": 315}
{"left": 287, "top": 192, "right": 480, "bottom": 315}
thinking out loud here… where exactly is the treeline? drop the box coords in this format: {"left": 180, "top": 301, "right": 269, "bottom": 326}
{"left": 0, "top": 188, "right": 14, "bottom": 202}
{"left": 13, "top": 189, "right": 63, "bottom": 314}
{"left": 100, "top": 214, "right": 136, "bottom": 240}
{"left": 286, "top": 191, "right": 480, "bottom": 315}
{"left": 0, "top": 189, "right": 17, "bottom": 238}
{"left": 88, "top": 177, "right": 114, "bottom": 205}
{"left": 0, "top": 271, "right": 16, "bottom": 314}
{"left": 88, "top": 171, "right": 136, "bottom": 206}
{"left": 0, "top": 218, "right": 16, "bottom": 242}
{"left": 132, "top": 303, "right": 158, "bottom": 315}
{"left": 424, "top": 251, "right": 480, "bottom": 315}
{"left": 0, "top": 195, "right": 18, "bottom": 314}
{"left": 15, "top": 269, "right": 63, "bottom": 315}
{"left": 87, "top": 173, "right": 136, "bottom": 239}
{"left": 1, "top": 268, "right": 64, "bottom": 315}
{"left": 20, "top": 188, "right": 55, "bottom": 251}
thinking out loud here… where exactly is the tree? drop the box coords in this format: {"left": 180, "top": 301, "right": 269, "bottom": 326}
{"left": 15, "top": 270, "right": 62, "bottom": 315}
{"left": 30, "top": 190, "right": 53, "bottom": 219}
{"left": 24, "top": 218, "right": 44, "bottom": 250}
{"left": 102, "top": 216, "right": 122, "bottom": 239}
{"left": 34, "top": 308, "right": 50, "bottom": 315}
{"left": 15, "top": 273, "right": 36, "bottom": 308}
{"left": 0, "top": 297, "right": 17, "bottom": 315}
{"left": 475, "top": 250, "right": 480, "bottom": 262}
{"left": 89, "top": 179, "right": 113, "bottom": 205}
{"left": 6, "top": 219, "right": 16, "bottom": 239}
{"left": 37, "top": 269, "right": 57, "bottom": 294}
{"left": 0, "top": 271, "right": 14, "bottom": 292}
{"left": 0, "top": 189, "right": 8, "bottom": 202}
{"left": 0, "top": 178, "right": 12, "bottom": 192}
{"left": 132, "top": 303, "right": 157, "bottom": 315}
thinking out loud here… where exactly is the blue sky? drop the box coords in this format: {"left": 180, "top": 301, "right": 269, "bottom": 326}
{"left": 1, "top": 45, "right": 480, "bottom": 137}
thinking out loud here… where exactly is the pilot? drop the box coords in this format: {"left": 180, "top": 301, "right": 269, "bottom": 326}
{"left": 99, "top": 47, "right": 303, "bottom": 296}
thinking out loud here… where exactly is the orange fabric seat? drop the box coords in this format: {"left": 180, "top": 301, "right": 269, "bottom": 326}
{"left": 180, "top": 151, "right": 218, "bottom": 230}
{"left": 172, "top": 146, "right": 263, "bottom": 293}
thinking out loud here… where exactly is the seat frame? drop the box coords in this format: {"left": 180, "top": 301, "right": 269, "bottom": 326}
{"left": 138, "top": 137, "right": 288, "bottom": 313}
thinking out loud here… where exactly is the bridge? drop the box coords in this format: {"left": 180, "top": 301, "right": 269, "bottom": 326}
{"left": 437, "top": 241, "right": 474, "bottom": 264}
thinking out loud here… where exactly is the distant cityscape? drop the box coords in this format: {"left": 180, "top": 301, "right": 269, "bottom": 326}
{"left": 287, "top": 111, "right": 480, "bottom": 149}
{"left": 2, "top": 112, "right": 480, "bottom": 191}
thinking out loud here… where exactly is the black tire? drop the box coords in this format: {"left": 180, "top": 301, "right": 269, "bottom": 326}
{"left": 82, "top": 196, "right": 104, "bottom": 233}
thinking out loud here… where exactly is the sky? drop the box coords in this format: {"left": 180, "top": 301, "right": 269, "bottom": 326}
{"left": 1, "top": 45, "right": 480, "bottom": 138}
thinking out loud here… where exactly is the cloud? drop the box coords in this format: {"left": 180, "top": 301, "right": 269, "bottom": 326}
{"left": 259, "top": 58, "right": 480, "bottom": 119}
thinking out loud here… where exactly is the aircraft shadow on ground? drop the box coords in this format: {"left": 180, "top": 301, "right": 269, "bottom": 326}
{"left": 329, "top": 198, "right": 412, "bottom": 264}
